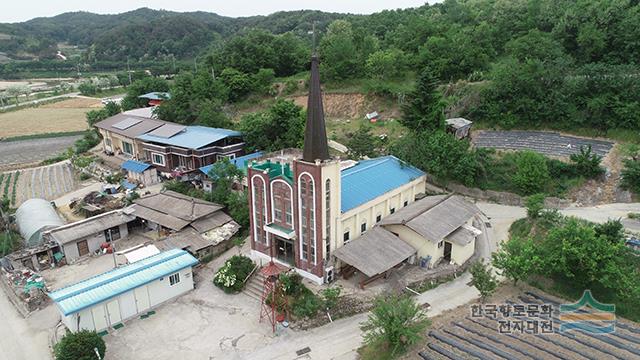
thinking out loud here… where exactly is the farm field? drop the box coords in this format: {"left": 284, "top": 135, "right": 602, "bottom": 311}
{"left": 0, "top": 97, "right": 101, "bottom": 138}
{"left": 0, "top": 161, "right": 77, "bottom": 207}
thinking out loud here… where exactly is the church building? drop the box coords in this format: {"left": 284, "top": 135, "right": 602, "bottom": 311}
{"left": 247, "top": 54, "right": 427, "bottom": 284}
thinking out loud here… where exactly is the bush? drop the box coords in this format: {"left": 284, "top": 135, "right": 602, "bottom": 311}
{"left": 291, "top": 288, "right": 321, "bottom": 318}
{"left": 321, "top": 286, "right": 342, "bottom": 310}
{"left": 361, "top": 293, "right": 429, "bottom": 356}
{"left": 621, "top": 159, "right": 640, "bottom": 194}
{"left": 213, "top": 255, "right": 255, "bottom": 293}
{"left": 470, "top": 260, "right": 497, "bottom": 302}
{"left": 525, "top": 194, "right": 545, "bottom": 219}
{"left": 511, "top": 151, "right": 550, "bottom": 195}
{"left": 54, "top": 330, "right": 106, "bottom": 360}
{"left": 570, "top": 145, "right": 604, "bottom": 178}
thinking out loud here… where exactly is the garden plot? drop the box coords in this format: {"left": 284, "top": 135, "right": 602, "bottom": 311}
{"left": 473, "top": 130, "right": 615, "bottom": 158}
{"left": 4, "top": 161, "right": 78, "bottom": 207}
{"left": 419, "top": 291, "right": 640, "bottom": 360}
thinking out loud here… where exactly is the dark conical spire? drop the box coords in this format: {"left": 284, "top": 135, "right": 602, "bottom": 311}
{"left": 302, "top": 54, "right": 330, "bottom": 162}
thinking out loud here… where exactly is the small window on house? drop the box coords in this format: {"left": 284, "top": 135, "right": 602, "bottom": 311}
{"left": 376, "top": 214, "right": 382, "bottom": 223}
{"left": 122, "top": 141, "right": 134, "bottom": 155}
{"left": 390, "top": 207, "right": 395, "bottom": 214}
{"left": 438, "top": 241, "right": 444, "bottom": 249}
{"left": 152, "top": 153, "right": 165, "bottom": 166}
{"left": 361, "top": 222, "right": 367, "bottom": 233}
{"left": 169, "top": 273, "right": 181, "bottom": 286}
{"left": 404, "top": 200, "right": 409, "bottom": 207}
{"left": 343, "top": 231, "right": 350, "bottom": 243}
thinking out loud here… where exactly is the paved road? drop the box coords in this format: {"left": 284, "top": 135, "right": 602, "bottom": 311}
{"left": 473, "top": 130, "right": 614, "bottom": 157}
{"left": 0, "top": 135, "right": 81, "bottom": 167}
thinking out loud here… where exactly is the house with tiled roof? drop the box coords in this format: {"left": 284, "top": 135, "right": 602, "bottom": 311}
{"left": 246, "top": 53, "right": 428, "bottom": 285}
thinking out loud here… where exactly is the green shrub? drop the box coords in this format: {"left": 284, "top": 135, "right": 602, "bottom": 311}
{"left": 213, "top": 255, "right": 255, "bottom": 293}
{"left": 279, "top": 272, "right": 304, "bottom": 296}
{"left": 54, "top": 330, "right": 106, "bottom": 360}
{"left": 525, "top": 194, "right": 545, "bottom": 219}
{"left": 570, "top": 145, "right": 604, "bottom": 178}
{"left": 621, "top": 159, "right": 640, "bottom": 194}
{"left": 292, "top": 288, "right": 321, "bottom": 318}
{"left": 321, "top": 286, "right": 342, "bottom": 310}
{"left": 512, "top": 151, "right": 550, "bottom": 195}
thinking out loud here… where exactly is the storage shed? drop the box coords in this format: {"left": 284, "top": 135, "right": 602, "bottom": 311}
{"left": 16, "top": 199, "right": 65, "bottom": 247}
{"left": 121, "top": 159, "right": 159, "bottom": 186}
{"left": 48, "top": 249, "right": 198, "bottom": 333}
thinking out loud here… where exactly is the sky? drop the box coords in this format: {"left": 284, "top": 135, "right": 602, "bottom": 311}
{"left": 1, "top": 0, "right": 435, "bottom": 23}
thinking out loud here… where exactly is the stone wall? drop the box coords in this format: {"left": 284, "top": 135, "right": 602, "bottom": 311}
{"left": 424, "top": 175, "right": 570, "bottom": 209}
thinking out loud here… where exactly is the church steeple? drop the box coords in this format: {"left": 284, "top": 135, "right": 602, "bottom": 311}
{"left": 302, "top": 53, "right": 330, "bottom": 162}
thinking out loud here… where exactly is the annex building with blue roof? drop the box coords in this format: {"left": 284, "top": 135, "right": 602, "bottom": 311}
{"left": 49, "top": 249, "right": 198, "bottom": 333}
{"left": 246, "top": 53, "right": 427, "bottom": 285}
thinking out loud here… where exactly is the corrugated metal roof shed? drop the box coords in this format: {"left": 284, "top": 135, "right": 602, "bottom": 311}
{"left": 199, "top": 151, "right": 264, "bottom": 177}
{"left": 16, "top": 199, "right": 65, "bottom": 246}
{"left": 133, "top": 191, "right": 223, "bottom": 222}
{"left": 381, "top": 195, "right": 480, "bottom": 242}
{"left": 189, "top": 212, "right": 233, "bottom": 233}
{"left": 333, "top": 226, "right": 416, "bottom": 277}
{"left": 137, "top": 126, "right": 241, "bottom": 150}
{"left": 45, "top": 210, "right": 135, "bottom": 245}
{"left": 48, "top": 249, "right": 198, "bottom": 316}
{"left": 121, "top": 160, "right": 152, "bottom": 174}
{"left": 340, "top": 156, "right": 425, "bottom": 213}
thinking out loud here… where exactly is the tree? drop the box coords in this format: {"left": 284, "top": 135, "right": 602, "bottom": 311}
{"left": 621, "top": 159, "right": 640, "bottom": 194}
{"left": 594, "top": 219, "right": 625, "bottom": 245}
{"left": 346, "top": 124, "right": 380, "bottom": 159}
{"left": 524, "top": 193, "right": 545, "bottom": 219}
{"left": 361, "top": 293, "right": 429, "bottom": 356}
{"left": 570, "top": 145, "right": 604, "bottom": 178}
{"left": 78, "top": 81, "right": 97, "bottom": 96}
{"left": 120, "top": 77, "right": 169, "bottom": 110}
{"left": 219, "top": 68, "right": 252, "bottom": 102}
{"left": 320, "top": 20, "right": 361, "bottom": 80}
{"left": 365, "top": 49, "right": 407, "bottom": 80}
{"left": 511, "top": 151, "right": 550, "bottom": 195}
{"left": 227, "top": 190, "right": 249, "bottom": 229}
{"left": 54, "top": 330, "right": 106, "bottom": 360}
{"left": 239, "top": 99, "right": 305, "bottom": 152}
{"left": 400, "top": 68, "right": 445, "bottom": 133}
{"left": 492, "top": 237, "right": 540, "bottom": 285}
{"left": 469, "top": 260, "right": 497, "bottom": 302}
{"left": 196, "top": 99, "right": 230, "bottom": 128}
{"left": 391, "top": 131, "right": 481, "bottom": 186}
{"left": 207, "top": 158, "right": 243, "bottom": 205}
{"left": 252, "top": 68, "right": 275, "bottom": 95}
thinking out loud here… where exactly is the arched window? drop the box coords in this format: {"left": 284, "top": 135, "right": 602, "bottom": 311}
{"left": 298, "top": 174, "right": 316, "bottom": 264}
{"left": 252, "top": 176, "right": 267, "bottom": 245}
{"left": 325, "top": 179, "right": 331, "bottom": 259}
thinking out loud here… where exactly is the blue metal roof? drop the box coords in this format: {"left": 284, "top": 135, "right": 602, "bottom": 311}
{"left": 121, "top": 160, "right": 152, "bottom": 174}
{"left": 121, "top": 179, "right": 137, "bottom": 190}
{"left": 199, "top": 151, "right": 264, "bottom": 177}
{"left": 138, "top": 92, "right": 171, "bottom": 100}
{"left": 48, "top": 249, "right": 198, "bottom": 316}
{"left": 137, "top": 126, "right": 241, "bottom": 149}
{"left": 340, "top": 155, "right": 425, "bottom": 213}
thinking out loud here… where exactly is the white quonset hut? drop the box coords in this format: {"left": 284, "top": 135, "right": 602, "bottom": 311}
{"left": 15, "top": 198, "right": 65, "bottom": 247}
{"left": 48, "top": 249, "right": 198, "bottom": 333}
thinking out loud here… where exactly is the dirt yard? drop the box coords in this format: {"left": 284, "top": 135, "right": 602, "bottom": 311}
{"left": 0, "top": 97, "right": 102, "bottom": 138}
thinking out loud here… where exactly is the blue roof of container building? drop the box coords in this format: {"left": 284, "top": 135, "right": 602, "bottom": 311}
{"left": 199, "top": 151, "right": 264, "bottom": 177}
{"left": 138, "top": 92, "right": 171, "bottom": 100}
{"left": 48, "top": 249, "right": 198, "bottom": 316}
{"left": 340, "top": 155, "right": 425, "bottom": 213}
{"left": 137, "top": 126, "right": 242, "bottom": 150}
{"left": 121, "top": 160, "right": 152, "bottom": 174}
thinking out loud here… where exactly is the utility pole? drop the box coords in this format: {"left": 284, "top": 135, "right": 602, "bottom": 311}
{"left": 194, "top": 57, "right": 198, "bottom": 73}
{"left": 127, "top": 57, "right": 132, "bottom": 85}
{"left": 211, "top": 67, "right": 215, "bottom": 80}
{"left": 172, "top": 55, "right": 176, "bottom": 73}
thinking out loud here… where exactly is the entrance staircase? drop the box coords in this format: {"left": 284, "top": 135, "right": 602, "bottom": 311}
{"left": 243, "top": 268, "right": 265, "bottom": 300}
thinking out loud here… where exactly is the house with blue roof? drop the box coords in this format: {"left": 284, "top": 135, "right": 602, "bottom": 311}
{"left": 48, "top": 248, "right": 198, "bottom": 333}
{"left": 198, "top": 151, "right": 264, "bottom": 191}
{"left": 246, "top": 52, "right": 428, "bottom": 285}
{"left": 121, "top": 159, "right": 159, "bottom": 186}
{"left": 136, "top": 125, "right": 245, "bottom": 175}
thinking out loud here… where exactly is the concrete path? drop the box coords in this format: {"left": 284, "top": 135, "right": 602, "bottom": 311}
{"left": 0, "top": 289, "right": 58, "bottom": 360}
{"left": 561, "top": 202, "right": 640, "bottom": 233}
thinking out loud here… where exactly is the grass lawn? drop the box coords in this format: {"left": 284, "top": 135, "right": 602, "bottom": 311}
{"left": 0, "top": 97, "right": 101, "bottom": 138}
